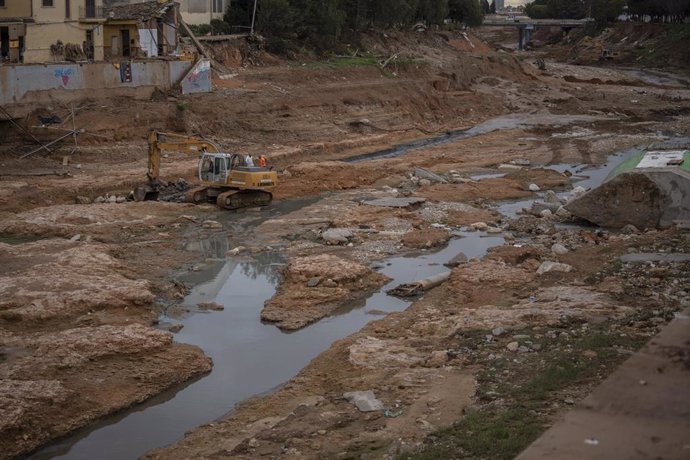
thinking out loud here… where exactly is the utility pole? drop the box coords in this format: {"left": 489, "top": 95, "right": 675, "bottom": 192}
{"left": 250, "top": 0, "right": 258, "bottom": 35}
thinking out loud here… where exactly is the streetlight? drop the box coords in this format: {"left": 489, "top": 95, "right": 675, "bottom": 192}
{"left": 250, "top": 0, "right": 258, "bottom": 35}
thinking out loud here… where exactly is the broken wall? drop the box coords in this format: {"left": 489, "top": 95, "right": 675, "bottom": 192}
{"left": 0, "top": 60, "right": 198, "bottom": 110}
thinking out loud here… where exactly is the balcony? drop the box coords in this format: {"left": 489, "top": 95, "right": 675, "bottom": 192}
{"left": 78, "top": 6, "right": 106, "bottom": 21}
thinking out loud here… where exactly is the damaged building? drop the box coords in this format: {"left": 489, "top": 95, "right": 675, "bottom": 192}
{"left": 0, "top": 0, "right": 179, "bottom": 63}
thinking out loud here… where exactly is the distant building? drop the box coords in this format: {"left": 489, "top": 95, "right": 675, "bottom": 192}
{"left": 495, "top": 0, "right": 505, "bottom": 11}
{"left": 106, "top": 0, "right": 228, "bottom": 25}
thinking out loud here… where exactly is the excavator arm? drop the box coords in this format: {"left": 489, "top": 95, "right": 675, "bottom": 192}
{"left": 146, "top": 131, "right": 220, "bottom": 182}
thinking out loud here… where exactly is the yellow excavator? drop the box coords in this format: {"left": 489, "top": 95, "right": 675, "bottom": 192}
{"left": 133, "top": 131, "right": 277, "bottom": 209}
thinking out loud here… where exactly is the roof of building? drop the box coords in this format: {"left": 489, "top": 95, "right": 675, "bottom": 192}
{"left": 105, "top": 1, "right": 176, "bottom": 21}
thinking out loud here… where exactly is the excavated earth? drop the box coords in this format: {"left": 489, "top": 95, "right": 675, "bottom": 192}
{"left": 1, "top": 29, "right": 689, "bottom": 459}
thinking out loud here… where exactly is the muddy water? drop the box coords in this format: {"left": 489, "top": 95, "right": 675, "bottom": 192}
{"left": 345, "top": 113, "right": 610, "bottom": 163}
{"left": 31, "top": 209, "right": 503, "bottom": 459}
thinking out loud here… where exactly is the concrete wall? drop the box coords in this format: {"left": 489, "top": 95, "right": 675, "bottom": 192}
{"left": 0, "top": 2, "right": 32, "bottom": 17}
{"left": 180, "top": 58, "right": 211, "bottom": 94}
{"left": 180, "top": 0, "right": 226, "bottom": 25}
{"left": 0, "top": 59, "right": 197, "bottom": 106}
{"left": 24, "top": 21, "right": 106, "bottom": 63}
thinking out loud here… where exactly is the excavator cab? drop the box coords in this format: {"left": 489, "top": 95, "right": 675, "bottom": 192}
{"left": 200, "top": 153, "right": 231, "bottom": 183}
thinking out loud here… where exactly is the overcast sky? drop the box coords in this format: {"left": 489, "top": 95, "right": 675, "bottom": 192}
{"left": 506, "top": 0, "right": 528, "bottom": 5}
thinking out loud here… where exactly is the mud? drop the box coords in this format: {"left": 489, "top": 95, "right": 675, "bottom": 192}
{"left": 1, "top": 26, "right": 689, "bottom": 460}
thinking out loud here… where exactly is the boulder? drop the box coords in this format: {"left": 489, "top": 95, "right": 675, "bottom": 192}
{"left": 343, "top": 390, "right": 384, "bottom": 412}
{"left": 536, "top": 261, "right": 573, "bottom": 275}
{"left": 445, "top": 252, "right": 468, "bottom": 268}
{"left": 322, "top": 228, "right": 354, "bottom": 245}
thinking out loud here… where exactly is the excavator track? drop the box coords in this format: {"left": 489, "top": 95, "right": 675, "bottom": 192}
{"left": 216, "top": 190, "right": 273, "bottom": 210}
{"left": 186, "top": 186, "right": 209, "bottom": 204}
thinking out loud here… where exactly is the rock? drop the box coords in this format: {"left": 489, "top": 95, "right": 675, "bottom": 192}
{"left": 322, "top": 278, "right": 337, "bottom": 288}
{"left": 543, "top": 190, "right": 563, "bottom": 205}
{"left": 414, "top": 167, "right": 447, "bottom": 184}
{"left": 115, "top": 196, "right": 126, "bottom": 203}
{"left": 518, "top": 345, "right": 530, "bottom": 353}
{"left": 75, "top": 196, "right": 91, "bottom": 205}
{"left": 510, "top": 158, "right": 531, "bottom": 166}
{"left": 306, "top": 277, "right": 321, "bottom": 288}
{"left": 528, "top": 183, "right": 541, "bottom": 192}
{"left": 362, "top": 197, "right": 426, "bottom": 208}
{"left": 322, "top": 228, "right": 354, "bottom": 245}
{"left": 107, "top": 195, "right": 117, "bottom": 203}
{"left": 507, "top": 341, "right": 519, "bottom": 352}
{"left": 69, "top": 234, "right": 81, "bottom": 242}
{"left": 564, "top": 398, "right": 575, "bottom": 405}
{"left": 445, "top": 252, "right": 468, "bottom": 268}
{"left": 198, "top": 301, "right": 224, "bottom": 311}
{"left": 568, "top": 186, "right": 587, "bottom": 201}
{"left": 202, "top": 220, "right": 223, "bottom": 229}
{"left": 169, "top": 324, "right": 184, "bottom": 333}
{"left": 555, "top": 206, "right": 572, "bottom": 219}
{"left": 531, "top": 343, "right": 542, "bottom": 351}
{"left": 248, "top": 438, "right": 259, "bottom": 448}
{"left": 94, "top": 196, "right": 106, "bottom": 204}
{"left": 582, "top": 349, "right": 598, "bottom": 359}
{"left": 486, "top": 227, "right": 503, "bottom": 234}
{"left": 470, "top": 222, "right": 488, "bottom": 231}
{"left": 343, "top": 390, "right": 384, "bottom": 412}
{"left": 425, "top": 350, "right": 449, "bottom": 367}
{"left": 226, "top": 246, "right": 245, "bottom": 256}
{"left": 512, "top": 334, "right": 530, "bottom": 340}
{"left": 418, "top": 178, "right": 432, "bottom": 187}
{"left": 622, "top": 224, "right": 640, "bottom": 234}
{"left": 540, "top": 209, "right": 553, "bottom": 218}
{"left": 551, "top": 243, "right": 568, "bottom": 255}
{"left": 492, "top": 327, "right": 507, "bottom": 337}
{"left": 531, "top": 202, "right": 561, "bottom": 215}
{"left": 498, "top": 163, "right": 523, "bottom": 170}
{"left": 536, "top": 261, "right": 573, "bottom": 275}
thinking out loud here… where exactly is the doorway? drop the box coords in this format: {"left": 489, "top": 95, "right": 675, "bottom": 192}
{"left": 121, "top": 29, "right": 130, "bottom": 57}
{"left": 0, "top": 27, "right": 8, "bottom": 61}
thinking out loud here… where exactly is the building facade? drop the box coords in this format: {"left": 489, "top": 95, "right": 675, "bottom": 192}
{"left": 0, "top": 0, "right": 107, "bottom": 63}
{"left": 106, "top": 0, "right": 227, "bottom": 25}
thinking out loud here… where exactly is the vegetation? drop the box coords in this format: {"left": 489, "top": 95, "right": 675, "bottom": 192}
{"left": 223, "top": 0, "right": 485, "bottom": 53}
{"left": 525, "top": 0, "right": 690, "bottom": 23}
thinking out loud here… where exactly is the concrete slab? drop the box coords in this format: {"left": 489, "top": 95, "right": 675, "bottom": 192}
{"left": 517, "top": 308, "right": 690, "bottom": 460}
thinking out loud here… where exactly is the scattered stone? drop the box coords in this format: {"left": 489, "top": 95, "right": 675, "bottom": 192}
{"left": 470, "top": 222, "right": 488, "bottom": 231}
{"left": 248, "top": 438, "right": 259, "bottom": 448}
{"left": 518, "top": 345, "right": 530, "bottom": 353}
{"left": 198, "top": 301, "right": 224, "bottom": 311}
{"left": 418, "top": 178, "right": 432, "bottom": 187}
{"left": 528, "top": 183, "right": 541, "bottom": 192}
{"left": 582, "top": 349, "right": 598, "bottom": 359}
{"left": 540, "top": 209, "right": 553, "bottom": 218}
{"left": 492, "top": 327, "right": 507, "bottom": 337}
{"left": 169, "top": 324, "right": 184, "bottom": 333}
{"left": 107, "top": 195, "right": 117, "bottom": 203}
{"left": 115, "top": 196, "right": 126, "bottom": 203}
{"left": 551, "top": 243, "right": 568, "bottom": 255}
{"left": 622, "top": 224, "right": 640, "bottom": 234}
{"left": 322, "top": 228, "right": 354, "bottom": 245}
{"left": 69, "top": 234, "right": 81, "bottom": 242}
{"left": 564, "top": 398, "right": 575, "bottom": 405}
{"left": 306, "top": 277, "right": 321, "bottom": 288}
{"left": 486, "top": 227, "right": 503, "bottom": 234}
{"left": 513, "top": 334, "right": 530, "bottom": 340}
{"left": 555, "top": 206, "right": 572, "bottom": 219}
{"left": 414, "top": 167, "right": 447, "bottom": 184}
{"left": 543, "top": 190, "right": 563, "bottom": 205}
{"left": 506, "top": 341, "right": 519, "bottom": 352}
{"left": 94, "top": 196, "right": 106, "bottom": 204}
{"left": 568, "top": 186, "right": 587, "bottom": 201}
{"left": 202, "top": 220, "right": 223, "bottom": 229}
{"left": 322, "top": 279, "right": 338, "bottom": 288}
{"left": 343, "top": 390, "right": 384, "bottom": 412}
{"left": 75, "top": 196, "right": 91, "bottom": 205}
{"left": 536, "top": 261, "right": 573, "bottom": 275}
{"left": 444, "top": 252, "right": 468, "bottom": 268}
{"left": 531, "top": 343, "right": 542, "bottom": 351}
{"left": 498, "top": 163, "right": 524, "bottom": 170}
{"left": 226, "top": 246, "right": 246, "bottom": 256}
{"left": 510, "top": 158, "right": 531, "bottom": 166}
{"left": 425, "top": 350, "right": 449, "bottom": 367}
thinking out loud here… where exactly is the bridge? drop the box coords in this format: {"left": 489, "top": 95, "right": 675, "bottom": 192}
{"left": 481, "top": 18, "right": 592, "bottom": 50}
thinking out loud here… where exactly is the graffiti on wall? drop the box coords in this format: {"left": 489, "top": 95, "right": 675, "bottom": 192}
{"left": 53, "top": 68, "right": 75, "bottom": 86}
{"left": 186, "top": 60, "right": 210, "bottom": 88}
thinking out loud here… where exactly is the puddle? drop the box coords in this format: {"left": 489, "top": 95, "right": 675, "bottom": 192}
{"left": 31, "top": 218, "right": 503, "bottom": 460}
{"left": 345, "top": 113, "right": 610, "bottom": 163}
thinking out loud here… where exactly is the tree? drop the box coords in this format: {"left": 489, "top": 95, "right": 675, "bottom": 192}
{"left": 481, "top": 0, "right": 490, "bottom": 14}
{"left": 490, "top": 0, "right": 496, "bottom": 14}
{"left": 449, "top": 0, "right": 484, "bottom": 26}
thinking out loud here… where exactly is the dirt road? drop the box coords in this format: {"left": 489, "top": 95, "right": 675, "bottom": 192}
{"left": 1, "top": 29, "right": 689, "bottom": 459}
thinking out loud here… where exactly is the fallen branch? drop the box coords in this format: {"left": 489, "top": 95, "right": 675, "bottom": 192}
{"left": 387, "top": 271, "right": 450, "bottom": 298}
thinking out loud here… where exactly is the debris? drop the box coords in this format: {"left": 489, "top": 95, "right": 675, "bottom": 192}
{"left": 202, "top": 220, "right": 223, "bottom": 229}
{"left": 75, "top": 196, "right": 91, "bottom": 205}
{"left": 507, "top": 341, "right": 519, "bottom": 352}
{"left": 69, "top": 234, "right": 81, "bottom": 242}
{"left": 198, "top": 301, "right": 224, "bottom": 311}
{"left": 414, "top": 167, "right": 447, "bottom": 184}
{"left": 470, "top": 222, "right": 489, "bottom": 231}
{"left": 343, "top": 390, "right": 384, "bottom": 412}
{"left": 445, "top": 252, "right": 468, "bottom": 268}
{"left": 306, "top": 277, "right": 321, "bottom": 288}
{"left": 584, "top": 438, "right": 599, "bottom": 446}
{"left": 322, "top": 228, "right": 354, "bottom": 245}
{"left": 226, "top": 246, "right": 246, "bottom": 256}
{"left": 551, "top": 243, "right": 568, "bottom": 255}
{"left": 528, "top": 183, "right": 541, "bottom": 192}
{"left": 362, "top": 197, "right": 426, "bottom": 208}
{"left": 387, "top": 271, "right": 451, "bottom": 298}
{"left": 536, "top": 261, "right": 574, "bottom": 275}
{"left": 492, "top": 327, "right": 507, "bottom": 337}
